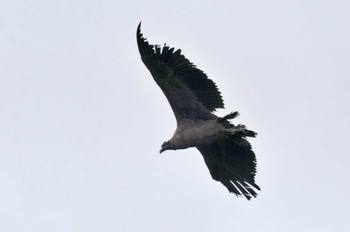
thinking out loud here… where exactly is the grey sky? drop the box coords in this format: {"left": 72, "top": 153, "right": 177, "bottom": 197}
{"left": 1, "top": 0, "right": 349, "bottom": 231}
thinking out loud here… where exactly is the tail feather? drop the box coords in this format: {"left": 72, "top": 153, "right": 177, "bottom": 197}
{"left": 217, "top": 111, "right": 239, "bottom": 123}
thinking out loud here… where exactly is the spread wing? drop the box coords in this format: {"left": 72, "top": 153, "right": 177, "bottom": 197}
{"left": 197, "top": 135, "right": 260, "bottom": 200}
{"left": 137, "top": 22, "right": 224, "bottom": 121}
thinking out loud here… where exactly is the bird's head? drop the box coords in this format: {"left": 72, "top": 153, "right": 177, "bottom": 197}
{"left": 159, "top": 140, "right": 173, "bottom": 153}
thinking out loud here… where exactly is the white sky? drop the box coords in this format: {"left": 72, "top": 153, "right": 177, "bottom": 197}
{"left": 1, "top": 0, "right": 349, "bottom": 231}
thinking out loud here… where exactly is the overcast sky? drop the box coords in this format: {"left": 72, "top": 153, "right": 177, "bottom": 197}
{"left": 1, "top": 0, "right": 349, "bottom": 231}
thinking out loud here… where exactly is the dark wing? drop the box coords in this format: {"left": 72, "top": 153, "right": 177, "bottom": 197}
{"left": 137, "top": 22, "right": 224, "bottom": 121}
{"left": 197, "top": 136, "right": 260, "bottom": 200}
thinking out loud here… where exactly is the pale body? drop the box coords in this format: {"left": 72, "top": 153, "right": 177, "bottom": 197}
{"left": 171, "top": 119, "right": 225, "bottom": 149}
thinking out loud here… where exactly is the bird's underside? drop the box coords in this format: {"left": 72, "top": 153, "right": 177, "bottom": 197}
{"left": 137, "top": 22, "right": 260, "bottom": 200}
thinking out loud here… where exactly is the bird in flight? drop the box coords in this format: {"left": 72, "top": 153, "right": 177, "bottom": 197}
{"left": 137, "top": 22, "right": 260, "bottom": 200}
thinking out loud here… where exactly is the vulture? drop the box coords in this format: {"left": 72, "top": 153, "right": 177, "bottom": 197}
{"left": 137, "top": 22, "right": 260, "bottom": 200}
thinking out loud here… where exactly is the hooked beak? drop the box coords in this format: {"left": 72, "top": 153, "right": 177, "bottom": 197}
{"left": 159, "top": 148, "right": 165, "bottom": 154}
